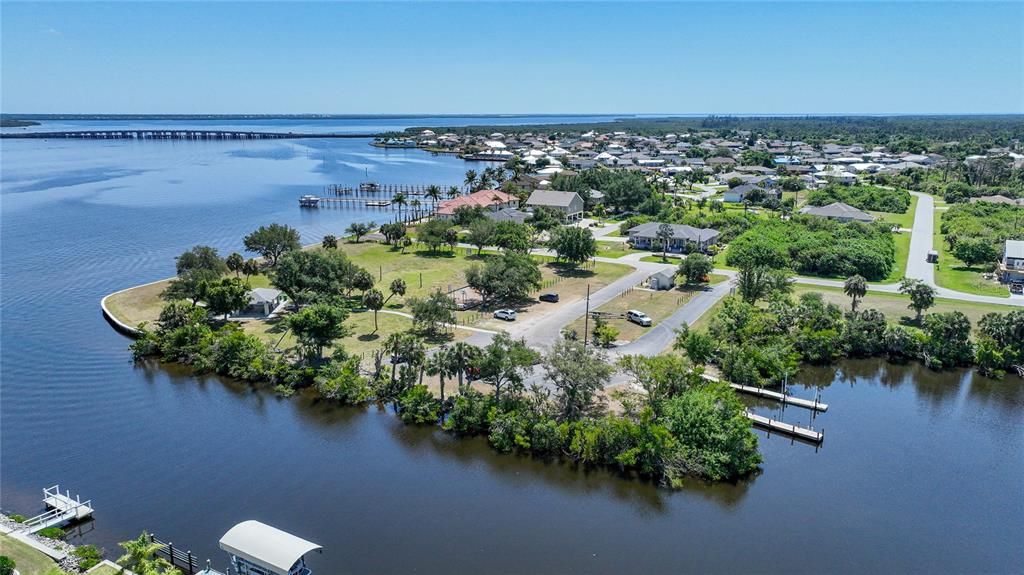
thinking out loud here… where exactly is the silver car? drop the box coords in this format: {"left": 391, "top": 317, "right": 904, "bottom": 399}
{"left": 626, "top": 309, "right": 652, "bottom": 327}
{"left": 493, "top": 309, "right": 517, "bottom": 321}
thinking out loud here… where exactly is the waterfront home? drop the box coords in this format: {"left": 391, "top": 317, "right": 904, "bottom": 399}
{"left": 435, "top": 190, "right": 518, "bottom": 219}
{"left": 526, "top": 190, "right": 585, "bottom": 221}
{"left": 219, "top": 520, "right": 321, "bottom": 575}
{"left": 627, "top": 222, "right": 720, "bottom": 253}
{"left": 799, "top": 202, "right": 875, "bottom": 222}
{"left": 248, "top": 288, "right": 284, "bottom": 316}
{"left": 999, "top": 240, "right": 1024, "bottom": 284}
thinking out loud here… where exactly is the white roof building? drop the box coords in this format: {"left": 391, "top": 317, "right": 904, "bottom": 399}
{"left": 220, "top": 520, "right": 321, "bottom": 575}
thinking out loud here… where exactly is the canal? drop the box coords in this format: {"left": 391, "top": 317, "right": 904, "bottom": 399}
{"left": 1, "top": 118, "right": 1022, "bottom": 573}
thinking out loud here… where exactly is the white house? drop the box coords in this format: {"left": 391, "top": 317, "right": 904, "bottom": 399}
{"left": 999, "top": 239, "right": 1024, "bottom": 284}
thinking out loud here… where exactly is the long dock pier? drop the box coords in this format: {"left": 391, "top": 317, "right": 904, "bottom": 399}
{"left": 703, "top": 374, "right": 828, "bottom": 412}
{"left": 0, "top": 130, "right": 377, "bottom": 140}
{"left": 745, "top": 412, "right": 824, "bottom": 444}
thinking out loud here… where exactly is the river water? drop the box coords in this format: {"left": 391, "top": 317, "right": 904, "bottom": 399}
{"left": 1, "top": 117, "right": 1022, "bottom": 574}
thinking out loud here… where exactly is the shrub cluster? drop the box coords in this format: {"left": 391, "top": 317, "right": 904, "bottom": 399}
{"left": 806, "top": 184, "right": 911, "bottom": 213}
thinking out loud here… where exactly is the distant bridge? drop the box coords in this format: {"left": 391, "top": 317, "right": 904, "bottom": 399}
{"left": 0, "top": 130, "right": 378, "bottom": 140}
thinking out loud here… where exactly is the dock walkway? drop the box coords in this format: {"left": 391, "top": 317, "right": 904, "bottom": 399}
{"left": 20, "top": 485, "right": 93, "bottom": 534}
{"left": 745, "top": 412, "right": 824, "bottom": 444}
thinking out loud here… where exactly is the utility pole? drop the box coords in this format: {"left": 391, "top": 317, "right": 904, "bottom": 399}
{"left": 583, "top": 284, "right": 591, "bottom": 348}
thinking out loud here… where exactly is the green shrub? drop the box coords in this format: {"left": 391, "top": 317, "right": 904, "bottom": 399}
{"left": 8, "top": 514, "right": 26, "bottom": 523}
{"left": 397, "top": 385, "right": 440, "bottom": 424}
{"left": 0, "top": 556, "right": 15, "bottom": 575}
{"left": 74, "top": 545, "right": 104, "bottom": 570}
{"left": 37, "top": 526, "right": 65, "bottom": 539}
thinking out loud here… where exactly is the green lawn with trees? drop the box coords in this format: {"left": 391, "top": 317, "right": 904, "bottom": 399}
{"left": 933, "top": 202, "right": 1021, "bottom": 297}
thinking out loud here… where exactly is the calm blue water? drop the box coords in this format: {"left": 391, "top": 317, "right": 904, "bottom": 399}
{"left": 1, "top": 117, "right": 1022, "bottom": 574}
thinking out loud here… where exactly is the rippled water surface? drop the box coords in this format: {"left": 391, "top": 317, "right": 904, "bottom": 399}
{"left": 1, "top": 118, "right": 1022, "bottom": 574}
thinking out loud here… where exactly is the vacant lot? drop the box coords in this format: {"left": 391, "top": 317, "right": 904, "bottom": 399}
{"left": 564, "top": 286, "right": 697, "bottom": 343}
{"left": 0, "top": 533, "right": 64, "bottom": 575}
{"left": 932, "top": 211, "right": 1009, "bottom": 297}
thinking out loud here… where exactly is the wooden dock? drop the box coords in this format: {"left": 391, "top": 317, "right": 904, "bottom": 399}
{"left": 745, "top": 412, "right": 824, "bottom": 444}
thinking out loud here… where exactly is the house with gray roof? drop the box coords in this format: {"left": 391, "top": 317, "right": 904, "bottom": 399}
{"left": 627, "top": 222, "right": 720, "bottom": 253}
{"left": 999, "top": 239, "right": 1024, "bottom": 284}
{"left": 526, "top": 190, "right": 585, "bottom": 221}
{"left": 799, "top": 202, "right": 875, "bottom": 222}
{"left": 486, "top": 207, "right": 532, "bottom": 225}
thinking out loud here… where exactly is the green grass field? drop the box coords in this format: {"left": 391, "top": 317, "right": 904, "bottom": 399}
{"left": 565, "top": 287, "right": 696, "bottom": 342}
{"left": 595, "top": 241, "right": 641, "bottom": 259}
{"left": 932, "top": 211, "right": 1009, "bottom": 298}
{"left": 0, "top": 534, "right": 65, "bottom": 575}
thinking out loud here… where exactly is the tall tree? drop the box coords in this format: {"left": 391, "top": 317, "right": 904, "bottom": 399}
{"left": 448, "top": 341, "right": 482, "bottom": 393}
{"left": 363, "top": 288, "right": 385, "bottom": 332}
{"left": 426, "top": 346, "right": 456, "bottom": 405}
{"left": 656, "top": 223, "right": 675, "bottom": 261}
{"left": 225, "top": 252, "right": 245, "bottom": 277}
{"left": 287, "top": 303, "right": 349, "bottom": 362}
{"left": 243, "top": 223, "right": 301, "bottom": 266}
{"left": 385, "top": 277, "right": 407, "bottom": 305}
{"left": 321, "top": 234, "right": 338, "bottom": 249}
{"left": 467, "top": 218, "right": 497, "bottom": 255}
{"left": 843, "top": 274, "right": 868, "bottom": 311}
{"left": 477, "top": 333, "right": 538, "bottom": 403}
{"left": 464, "top": 170, "right": 478, "bottom": 192}
{"left": 678, "top": 253, "right": 713, "bottom": 285}
{"left": 346, "top": 221, "right": 375, "bottom": 243}
{"left": 176, "top": 245, "right": 228, "bottom": 275}
{"left": 544, "top": 338, "right": 612, "bottom": 422}
{"left": 549, "top": 226, "right": 597, "bottom": 267}
{"left": 898, "top": 277, "right": 936, "bottom": 322}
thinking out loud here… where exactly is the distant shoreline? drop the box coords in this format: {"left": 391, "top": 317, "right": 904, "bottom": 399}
{"left": 0, "top": 119, "right": 40, "bottom": 127}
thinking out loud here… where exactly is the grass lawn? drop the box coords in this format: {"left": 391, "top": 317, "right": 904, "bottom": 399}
{"left": 881, "top": 231, "right": 912, "bottom": 284}
{"left": 0, "top": 534, "right": 65, "bottom": 575}
{"left": 869, "top": 193, "right": 918, "bottom": 230}
{"left": 104, "top": 280, "right": 170, "bottom": 328}
{"left": 932, "top": 211, "right": 1009, "bottom": 298}
{"left": 564, "top": 286, "right": 697, "bottom": 343}
{"left": 793, "top": 285, "right": 1017, "bottom": 330}
{"left": 595, "top": 241, "right": 641, "bottom": 259}
{"left": 85, "top": 564, "right": 121, "bottom": 575}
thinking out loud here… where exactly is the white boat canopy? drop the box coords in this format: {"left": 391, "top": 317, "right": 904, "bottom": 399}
{"left": 219, "top": 520, "right": 321, "bottom": 575}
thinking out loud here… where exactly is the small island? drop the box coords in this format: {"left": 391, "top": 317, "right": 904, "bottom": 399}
{"left": 0, "top": 118, "right": 40, "bottom": 128}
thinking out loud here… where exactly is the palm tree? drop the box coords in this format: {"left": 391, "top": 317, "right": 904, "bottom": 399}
{"left": 447, "top": 185, "right": 460, "bottom": 199}
{"left": 410, "top": 198, "right": 422, "bottom": 220}
{"left": 464, "top": 170, "right": 478, "bottom": 192}
{"left": 426, "top": 346, "right": 456, "bottom": 407}
{"left": 448, "top": 341, "right": 481, "bottom": 393}
{"left": 656, "top": 223, "right": 674, "bottom": 262}
{"left": 844, "top": 274, "right": 867, "bottom": 311}
{"left": 425, "top": 184, "right": 442, "bottom": 206}
{"left": 477, "top": 169, "right": 492, "bottom": 191}
{"left": 392, "top": 192, "right": 407, "bottom": 220}
{"left": 117, "top": 532, "right": 176, "bottom": 575}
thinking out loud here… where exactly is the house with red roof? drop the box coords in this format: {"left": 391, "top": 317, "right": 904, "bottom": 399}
{"left": 434, "top": 189, "right": 519, "bottom": 220}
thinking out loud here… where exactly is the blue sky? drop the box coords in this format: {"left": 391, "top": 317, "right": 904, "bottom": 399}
{"left": 2, "top": 1, "right": 1021, "bottom": 114}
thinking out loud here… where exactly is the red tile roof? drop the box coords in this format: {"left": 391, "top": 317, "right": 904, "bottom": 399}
{"left": 435, "top": 190, "right": 517, "bottom": 216}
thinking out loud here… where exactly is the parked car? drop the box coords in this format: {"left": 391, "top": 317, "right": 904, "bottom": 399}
{"left": 626, "top": 309, "right": 652, "bottom": 327}
{"left": 494, "top": 309, "right": 517, "bottom": 321}
{"left": 539, "top": 292, "right": 560, "bottom": 303}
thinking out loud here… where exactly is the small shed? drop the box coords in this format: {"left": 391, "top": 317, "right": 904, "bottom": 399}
{"left": 648, "top": 270, "right": 676, "bottom": 291}
{"left": 220, "top": 520, "right": 321, "bottom": 575}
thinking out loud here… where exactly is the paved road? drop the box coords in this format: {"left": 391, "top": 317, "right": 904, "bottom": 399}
{"left": 905, "top": 191, "right": 937, "bottom": 286}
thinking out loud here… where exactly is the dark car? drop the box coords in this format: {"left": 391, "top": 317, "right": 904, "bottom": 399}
{"left": 539, "top": 292, "right": 560, "bottom": 303}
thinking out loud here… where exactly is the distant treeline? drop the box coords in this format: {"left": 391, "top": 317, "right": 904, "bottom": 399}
{"left": 0, "top": 118, "right": 40, "bottom": 127}
{"left": 406, "top": 115, "right": 1024, "bottom": 148}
